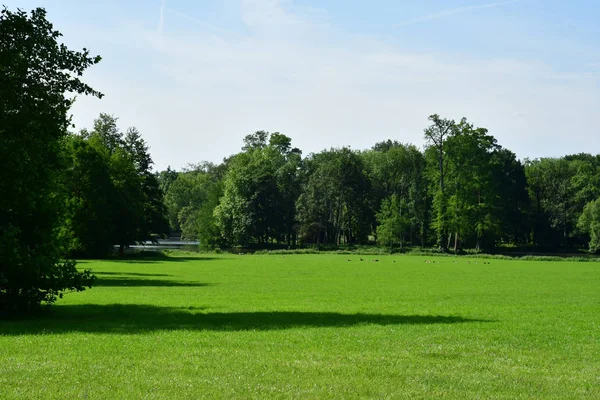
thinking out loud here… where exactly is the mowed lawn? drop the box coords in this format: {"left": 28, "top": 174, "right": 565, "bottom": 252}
{"left": 1, "top": 254, "right": 599, "bottom": 399}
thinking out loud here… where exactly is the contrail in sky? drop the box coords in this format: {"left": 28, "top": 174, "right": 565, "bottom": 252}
{"left": 157, "top": 0, "right": 166, "bottom": 35}
{"left": 394, "top": 0, "right": 520, "bottom": 27}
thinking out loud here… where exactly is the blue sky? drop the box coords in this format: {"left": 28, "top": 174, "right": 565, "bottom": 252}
{"left": 5, "top": 0, "right": 599, "bottom": 170}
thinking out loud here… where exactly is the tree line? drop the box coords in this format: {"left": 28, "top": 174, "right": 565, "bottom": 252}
{"left": 159, "top": 122, "right": 600, "bottom": 254}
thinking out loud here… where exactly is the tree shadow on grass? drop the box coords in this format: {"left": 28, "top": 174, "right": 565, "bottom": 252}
{"left": 101, "top": 256, "right": 224, "bottom": 264}
{"left": 92, "top": 278, "right": 213, "bottom": 287}
{"left": 94, "top": 272, "right": 172, "bottom": 277}
{"left": 82, "top": 252, "right": 228, "bottom": 264}
{"left": 0, "top": 304, "right": 494, "bottom": 335}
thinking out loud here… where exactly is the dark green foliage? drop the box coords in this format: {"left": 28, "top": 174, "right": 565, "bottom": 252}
{"left": 60, "top": 135, "right": 116, "bottom": 257}
{"left": 423, "top": 114, "right": 455, "bottom": 251}
{"left": 157, "top": 167, "right": 179, "bottom": 196}
{"left": 578, "top": 198, "right": 600, "bottom": 253}
{"left": 123, "top": 127, "right": 170, "bottom": 243}
{"left": 0, "top": 7, "right": 99, "bottom": 312}
{"left": 376, "top": 195, "right": 409, "bottom": 247}
{"left": 443, "top": 119, "right": 500, "bottom": 251}
{"left": 423, "top": 117, "right": 531, "bottom": 252}
{"left": 489, "top": 149, "right": 529, "bottom": 246}
{"left": 157, "top": 121, "right": 600, "bottom": 253}
{"left": 215, "top": 132, "right": 302, "bottom": 247}
{"left": 524, "top": 157, "right": 588, "bottom": 250}
{"left": 163, "top": 163, "right": 224, "bottom": 246}
{"left": 61, "top": 114, "right": 169, "bottom": 257}
{"left": 296, "top": 148, "right": 372, "bottom": 245}
{"left": 364, "top": 142, "right": 427, "bottom": 246}
{"left": 164, "top": 169, "right": 207, "bottom": 233}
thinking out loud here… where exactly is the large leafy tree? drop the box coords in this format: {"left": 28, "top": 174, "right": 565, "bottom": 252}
{"left": 123, "top": 127, "right": 170, "bottom": 243}
{"left": 60, "top": 134, "right": 116, "bottom": 257}
{"left": 566, "top": 154, "right": 600, "bottom": 247}
{"left": 525, "top": 158, "right": 578, "bottom": 249}
{"left": 525, "top": 155, "right": 600, "bottom": 250}
{"left": 0, "top": 7, "right": 100, "bottom": 312}
{"left": 163, "top": 163, "right": 224, "bottom": 246}
{"left": 215, "top": 132, "right": 302, "bottom": 247}
{"left": 376, "top": 194, "right": 410, "bottom": 248}
{"left": 296, "top": 148, "right": 372, "bottom": 245}
{"left": 157, "top": 166, "right": 179, "bottom": 198}
{"left": 364, "top": 141, "right": 427, "bottom": 246}
{"left": 578, "top": 197, "right": 600, "bottom": 253}
{"left": 489, "top": 148, "right": 529, "bottom": 247}
{"left": 423, "top": 114, "right": 455, "bottom": 251}
{"left": 61, "top": 114, "right": 169, "bottom": 256}
{"left": 424, "top": 116, "right": 524, "bottom": 251}
{"left": 443, "top": 119, "right": 499, "bottom": 251}
{"left": 164, "top": 169, "right": 208, "bottom": 235}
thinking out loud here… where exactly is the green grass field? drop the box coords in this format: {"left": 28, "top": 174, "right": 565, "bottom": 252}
{"left": 1, "top": 253, "right": 599, "bottom": 399}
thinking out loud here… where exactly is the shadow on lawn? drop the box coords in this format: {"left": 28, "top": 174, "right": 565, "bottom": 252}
{"left": 92, "top": 278, "right": 212, "bottom": 287}
{"left": 75, "top": 253, "right": 225, "bottom": 265}
{"left": 94, "top": 272, "right": 172, "bottom": 277}
{"left": 92, "top": 252, "right": 228, "bottom": 264}
{"left": 0, "top": 304, "right": 492, "bottom": 335}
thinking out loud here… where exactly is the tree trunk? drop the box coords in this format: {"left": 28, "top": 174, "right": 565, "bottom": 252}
{"left": 438, "top": 150, "right": 446, "bottom": 251}
{"left": 454, "top": 232, "right": 459, "bottom": 253}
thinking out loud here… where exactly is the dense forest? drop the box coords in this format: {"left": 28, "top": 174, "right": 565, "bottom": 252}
{"left": 17, "top": 108, "right": 599, "bottom": 259}
{"left": 1, "top": 7, "right": 599, "bottom": 313}
{"left": 153, "top": 116, "right": 600, "bottom": 254}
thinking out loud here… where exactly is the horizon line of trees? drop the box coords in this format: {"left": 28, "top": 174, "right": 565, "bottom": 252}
{"left": 158, "top": 118, "right": 600, "bottom": 254}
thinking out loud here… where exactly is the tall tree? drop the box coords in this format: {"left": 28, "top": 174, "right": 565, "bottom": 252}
{"left": 60, "top": 135, "right": 116, "bottom": 257}
{"left": 364, "top": 142, "right": 427, "bottom": 246}
{"left": 0, "top": 7, "right": 99, "bottom": 312}
{"left": 215, "top": 132, "right": 302, "bottom": 247}
{"left": 61, "top": 115, "right": 169, "bottom": 256}
{"left": 443, "top": 119, "right": 499, "bottom": 251}
{"left": 376, "top": 194, "right": 410, "bottom": 248}
{"left": 297, "top": 148, "right": 372, "bottom": 245}
{"left": 90, "top": 113, "right": 123, "bottom": 153}
{"left": 424, "top": 114, "right": 455, "bottom": 251}
{"left": 525, "top": 158, "right": 577, "bottom": 249}
{"left": 566, "top": 154, "right": 600, "bottom": 247}
{"left": 157, "top": 166, "right": 179, "bottom": 195}
{"left": 163, "top": 164, "right": 224, "bottom": 246}
{"left": 490, "top": 148, "right": 529, "bottom": 247}
{"left": 123, "top": 127, "right": 169, "bottom": 242}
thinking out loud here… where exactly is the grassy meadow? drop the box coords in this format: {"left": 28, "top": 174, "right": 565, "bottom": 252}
{"left": 1, "top": 253, "right": 599, "bottom": 399}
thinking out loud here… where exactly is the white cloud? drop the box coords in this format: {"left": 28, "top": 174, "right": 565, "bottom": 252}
{"left": 68, "top": 0, "right": 599, "bottom": 170}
